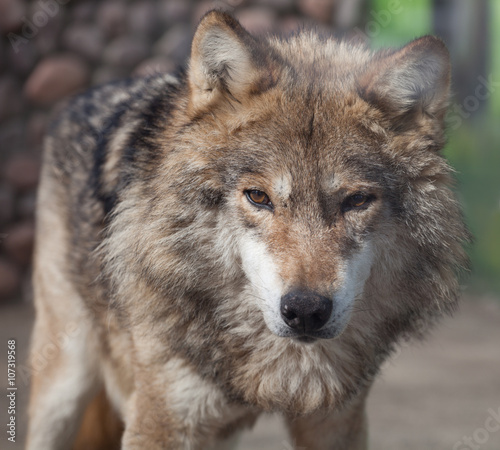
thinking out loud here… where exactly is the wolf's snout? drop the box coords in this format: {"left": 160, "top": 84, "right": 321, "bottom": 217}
{"left": 280, "top": 290, "right": 333, "bottom": 334}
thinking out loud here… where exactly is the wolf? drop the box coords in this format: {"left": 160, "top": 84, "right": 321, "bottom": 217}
{"left": 27, "top": 10, "right": 470, "bottom": 450}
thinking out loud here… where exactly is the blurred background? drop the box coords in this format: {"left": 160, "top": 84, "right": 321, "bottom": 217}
{"left": 0, "top": 1, "right": 499, "bottom": 449}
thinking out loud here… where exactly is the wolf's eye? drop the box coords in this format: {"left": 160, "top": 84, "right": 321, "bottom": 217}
{"left": 245, "top": 190, "right": 273, "bottom": 210}
{"left": 342, "top": 193, "right": 373, "bottom": 212}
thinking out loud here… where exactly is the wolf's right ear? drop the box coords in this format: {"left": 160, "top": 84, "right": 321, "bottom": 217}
{"left": 187, "top": 10, "right": 277, "bottom": 116}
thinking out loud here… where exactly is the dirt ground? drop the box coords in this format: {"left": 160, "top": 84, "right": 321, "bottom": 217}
{"left": 1, "top": 296, "right": 499, "bottom": 449}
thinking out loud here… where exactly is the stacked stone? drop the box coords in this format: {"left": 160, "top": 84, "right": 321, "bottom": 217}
{"left": 0, "top": 0, "right": 336, "bottom": 303}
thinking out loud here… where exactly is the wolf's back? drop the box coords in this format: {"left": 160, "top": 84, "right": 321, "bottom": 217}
{"left": 44, "top": 74, "right": 180, "bottom": 213}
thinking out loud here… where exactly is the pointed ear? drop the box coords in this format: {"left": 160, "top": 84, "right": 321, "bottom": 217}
{"left": 187, "top": 10, "right": 277, "bottom": 116}
{"left": 358, "top": 36, "right": 451, "bottom": 128}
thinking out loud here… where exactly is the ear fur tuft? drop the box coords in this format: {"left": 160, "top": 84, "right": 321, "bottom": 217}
{"left": 188, "top": 10, "right": 276, "bottom": 116}
{"left": 359, "top": 36, "right": 451, "bottom": 125}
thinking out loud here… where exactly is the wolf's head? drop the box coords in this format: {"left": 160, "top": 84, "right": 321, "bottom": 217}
{"left": 166, "top": 11, "right": 468, "bottom": 344}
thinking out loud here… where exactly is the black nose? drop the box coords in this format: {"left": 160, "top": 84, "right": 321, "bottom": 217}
{"left": 280, "top": 290, "right": 333, "bottom": 333}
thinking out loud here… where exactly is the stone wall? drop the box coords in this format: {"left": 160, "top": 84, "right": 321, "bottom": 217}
{"left": 0, "top": 0, "right": 341, "bottom": 303}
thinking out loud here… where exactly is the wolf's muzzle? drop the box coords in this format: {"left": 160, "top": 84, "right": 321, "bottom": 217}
{"left": 280, "top": 290, "right": 333, "bottom": 336}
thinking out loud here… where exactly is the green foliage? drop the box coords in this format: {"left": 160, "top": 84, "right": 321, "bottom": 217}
{"left": 491, "top": 0, "right": 500, "bottom": 116}
{"left": 444, "top": 119, "right": 500, "bottom": 294}
{"left": 369, "top": 0, "right": 432, "bottom": 48}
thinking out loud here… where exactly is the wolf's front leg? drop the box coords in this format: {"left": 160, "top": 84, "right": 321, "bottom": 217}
{"left": 285, "top": 394, "right": 368, "bottom": 450}
{"left": 121, "top": 356, "right": 254, "bottom": 449}
{"left": 27, "top": 283, "right": 102, "bottom": 449}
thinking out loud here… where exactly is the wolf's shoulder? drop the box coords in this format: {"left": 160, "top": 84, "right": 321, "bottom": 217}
{"left": 42, "top": 71, "right": 184, "bottom": 215}
{"left": 47, "top": 72, "right": 182, "bottom": 144}
{"left": 44, "top": 70, "right": 183, "bottom": 172}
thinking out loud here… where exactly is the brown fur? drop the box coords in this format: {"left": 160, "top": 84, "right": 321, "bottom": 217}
{"left": 73, "top": 390, "right": 123, "bottom": 450}
{"left": 27, "top": 11, "right": 470, "bottom": 449}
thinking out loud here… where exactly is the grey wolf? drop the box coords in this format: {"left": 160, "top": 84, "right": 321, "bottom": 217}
{"left": 27, "top": 10, "right": 470, "bottom": 449}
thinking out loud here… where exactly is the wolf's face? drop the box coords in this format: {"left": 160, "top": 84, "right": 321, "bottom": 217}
{"left": 177, "top": 12, "right": 457, "bottom": 344}
{"left": 231, "top": 117, "right": 385, "bottom": 342}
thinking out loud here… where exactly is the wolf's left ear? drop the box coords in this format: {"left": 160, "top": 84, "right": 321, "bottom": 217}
{"left": 358, "top": 36, "right": 450, "bottom": 128}
{"left": 188, "top": 10, "right": 277, "bottom": 116}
